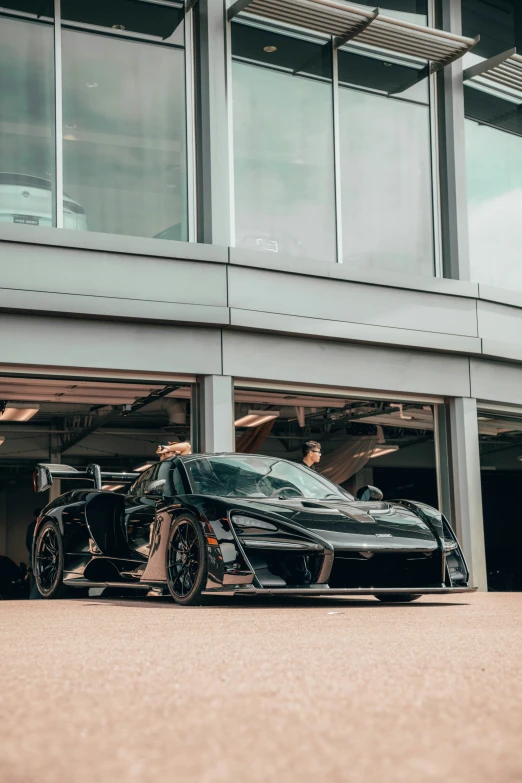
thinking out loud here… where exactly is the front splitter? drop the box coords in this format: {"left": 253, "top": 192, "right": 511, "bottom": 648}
{"left": 210, "top": 586, "right": 476, "bottom": 597}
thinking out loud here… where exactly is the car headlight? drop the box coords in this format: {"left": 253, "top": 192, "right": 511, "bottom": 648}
{"left": 232, "top": 515, "right": 277, "bottom": 532}
{"left": 443, "top": 540, "right": 458, "bottom": 552}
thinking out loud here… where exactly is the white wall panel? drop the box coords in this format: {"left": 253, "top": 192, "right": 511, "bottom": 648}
{"left": 228, "top": 266, "right": 478, "bottom": 337}
{"left": 0, "top": 314, "right": 222, "bottom": 376}
{"left": 223, "top": 330, "right": 471, "bottom": 397}
{"left": 471, "top": 358, "right": 522, "bottom": 406}
{"left": 0, "top": 241, "right": 227, "bottom": 307}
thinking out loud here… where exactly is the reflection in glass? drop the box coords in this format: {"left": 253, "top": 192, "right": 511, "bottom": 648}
{"left": 61, "top": 31, "right": 187, "bottom": 239}
{"left": 466, "top": 120, "right": 522, "bottom": 290}
{"left": 339, "top": 87, "right": 434, "bottom": 275}
{"left": 0, "top": 16, "right": 55, "bottom": 228}
{"left": 233, "top": 62, "right": 336, "bottom": 262}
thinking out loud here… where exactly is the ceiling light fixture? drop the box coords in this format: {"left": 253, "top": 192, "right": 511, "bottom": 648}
{"left": 134, "top": 463, "right": 155, "bottom": 473}
{"left": 112, "top": 24, "right": 126, "bottom": 30}
{"left": 370, "top": 444, "right": 399, "bottom": 458}
{"left": 102, "top": 484, "right": 125, "bottom": 491}
{"left": 234, "top": 410, "right": 280, "bottom": 428}
{"left": 0, "top": 437, "right": 4, "bottom": 446}
{"left": 85, "top": 82, "right": 98, "bottom": 89}
{"left": 264, "top": 45, "right": 277, "bottom": 53}
{"left": 0, "top": 404, "right": 39, "bottom": 422}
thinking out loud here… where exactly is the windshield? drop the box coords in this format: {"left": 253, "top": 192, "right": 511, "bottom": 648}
{"left": 183, "top": 455, "right": 353, "bottom": 501}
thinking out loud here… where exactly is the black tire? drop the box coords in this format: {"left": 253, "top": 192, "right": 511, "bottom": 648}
{"left": 376, "top": 594, "right": 422, "bottom": 603}
{"left": 166, "top": 515, "right": 209, "bottom": 606}
{"left": 34, "top": 519, "right": 69, "bottom": 599}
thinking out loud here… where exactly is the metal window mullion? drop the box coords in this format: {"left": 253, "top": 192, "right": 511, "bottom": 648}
{"left": 428, "top": 0, "right": 442, "bottom": 278}
{"left": 184, "top": 6, "right": 197, "bottom": 243}
{"left": 227, "top": 15, "right": 236, "bottom": 248}
{"left": 332, "top": 41, "right": 343, "bottom": 264}
{"left": 53, "top": 0, "right": 64, "bottom": 229}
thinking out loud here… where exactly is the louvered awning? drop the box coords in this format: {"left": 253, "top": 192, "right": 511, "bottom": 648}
{"left": 228, "top": 0, "right": 477, "bottom": 67}
{"left": 463, "top": 48, "right": 522, "bottom": 95}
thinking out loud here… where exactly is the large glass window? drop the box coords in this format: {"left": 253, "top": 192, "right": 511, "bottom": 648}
{"left": 463, "top": 0, "right": 522, "bottom": 290}
{"left": 339, "top": 88, "right": 434, "bottom": 274}
{"left": 0, "top": 9, "right": 55, "bottom": 228}
{"left": 61, "top": 31, "right": 187, "bottom": 239}
{"left": 60, "top": 1, "right": 187, "bottom": 240}
{"left": 0, "top": 1, "right": 189, "bottom": 241}
{"left": 337, "top": 1, "right": 434, "bottom": 275}
{"left": 232, "top": 23, "right": 336, "bottom": 263}
{"left": 231, "top": 0, "right": 435, "bottom": 273}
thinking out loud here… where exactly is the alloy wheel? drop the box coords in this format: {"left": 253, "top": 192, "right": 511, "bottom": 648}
{"left": 36, "top": 526, "right": 61, "bottom": 594}
{"left": 167, "top": 521, "right": 201, "bottom": 598}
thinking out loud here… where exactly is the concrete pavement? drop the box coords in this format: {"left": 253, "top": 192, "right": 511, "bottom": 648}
{"left": 1, "top": 592, "right": 521, "bottom": 783}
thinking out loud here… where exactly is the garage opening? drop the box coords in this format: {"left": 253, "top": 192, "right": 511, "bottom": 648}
{"left": 233, "top": 383, "right": 440, "bottom": 508}
{"left": 0, "top": 373, "right": 194, "bottom": 597}
{"left": 477, "top": 407, "right": 522, "bottom": 591}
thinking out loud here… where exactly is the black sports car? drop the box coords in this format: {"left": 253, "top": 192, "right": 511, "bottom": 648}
{"left": 32, "top": 453, "right": 473, "bottom": 605}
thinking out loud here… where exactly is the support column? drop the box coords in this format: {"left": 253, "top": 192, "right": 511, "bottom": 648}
{"left": 434, "top": 403, "right": 454, "bottom": 522}
{"left": 49, "top": 428, "right": 62, "bottom": 502}
{"left": 438, "top": 0, "right": 471, "bottom": 280}
{"left": 448, "top": 397, "right": 487, "bottom": 591}
{"left": 195, "top": 0, "right": 231, "bottom": 246}
{"left": 198, "top": 376, "right": 234, "bottom": 453}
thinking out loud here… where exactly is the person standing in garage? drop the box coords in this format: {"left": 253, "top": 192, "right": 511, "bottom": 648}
{"left": 301, "top": 441, "right": 322, "bottom": 470}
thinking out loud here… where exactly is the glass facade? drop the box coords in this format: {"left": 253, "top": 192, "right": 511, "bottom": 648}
{"left": 0, "top": 12, "right": 55, "bottom": 228}
{"left": 339, "top": 87, "right": 433, "bottom": 275}
{"left": 231, "top": 24, "right": 336, "bottom": 262}
{"left": 463, "top": 0, "right": 522, "bottom": 290}
{"left": 62, "top": 32, "right": 187, "bottom": 239}
{"left": 233, "top": 61, "right": 336, "bottom": 262}
{"left": 231, "top": 0, "right": 435, "bottom": 273}
{"left": 5, "top": 0, "right": 522, "bottom": 295}
{"left": 0, "top": 1, "right": 188, "bottom": 240}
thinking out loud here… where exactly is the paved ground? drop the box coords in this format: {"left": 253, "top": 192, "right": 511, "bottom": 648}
{"left": 1, "top": 592, "right": 521, "bottom": 783}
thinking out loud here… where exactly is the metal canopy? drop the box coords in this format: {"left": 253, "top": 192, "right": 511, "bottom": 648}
{"left": 228, "top": 0, "right": 477, "bottom": 68}
{"left": 463, "top": 48, "right": 522, "bottom": 96}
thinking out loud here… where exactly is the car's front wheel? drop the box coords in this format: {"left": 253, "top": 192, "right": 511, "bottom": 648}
{"left": 34, "top": 519, "right": 68, "bottom": 598}
{"left": 376, "top": 594, "right": 422, "bottom": 603}
{"left": 166, "top": 515, "right": 209, "bottom": 606}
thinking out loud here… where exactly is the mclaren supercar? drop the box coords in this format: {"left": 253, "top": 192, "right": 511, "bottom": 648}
{"left": 32, "top": 453, "right": 474, "bottom": 605}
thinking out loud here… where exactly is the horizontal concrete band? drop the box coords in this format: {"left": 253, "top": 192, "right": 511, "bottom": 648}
{"left": 1, "top": 229, "right": 522, "bottom": 367}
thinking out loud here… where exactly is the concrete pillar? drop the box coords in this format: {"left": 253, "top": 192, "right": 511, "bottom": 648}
{"left": 198, "top": 375, "right": 234, "bottom": 453}
{"left": 434, "top": 403, "right": 454, "bottom": 520}
{"left": 49, "top": 429, "right": 62, "bottom": 502}
{"left": 448, "top": 397, "right": 488, "bottom": 591}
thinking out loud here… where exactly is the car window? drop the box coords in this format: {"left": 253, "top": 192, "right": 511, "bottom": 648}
{"left": 128, "top": 464, "right": 158, "bottom": 496}
{"left": 184, "top": 456, "right": 352, "bottom": 500}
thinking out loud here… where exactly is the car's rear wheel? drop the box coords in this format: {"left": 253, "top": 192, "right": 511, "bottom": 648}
{"left": 34, "top": 520, "right": 68, "bottom": 599}
{"left": 166, "top": 516, "right": 209, "bottom": 606}
{"left": 376, "top": 594, "right": 422, "bottom": 603}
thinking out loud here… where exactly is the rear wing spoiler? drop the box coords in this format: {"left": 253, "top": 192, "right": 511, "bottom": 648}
{"left": 34, "top": 463, "right": 140, "bottom": 493}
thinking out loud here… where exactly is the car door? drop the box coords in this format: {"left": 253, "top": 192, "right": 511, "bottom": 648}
{"left": 124, "top": 465, "right": 162, "bottom": 559}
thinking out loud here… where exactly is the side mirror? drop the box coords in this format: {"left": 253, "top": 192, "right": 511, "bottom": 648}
{"left": 356, "top": 485, "right": 383, "bottom": 502}
{"left": 144, "top": 479, "right": 166, "bottom": 497}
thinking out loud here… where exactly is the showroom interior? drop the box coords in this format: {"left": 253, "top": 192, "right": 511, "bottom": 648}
{"left": 3, "top": 0, "right": 522, "bottom": 593}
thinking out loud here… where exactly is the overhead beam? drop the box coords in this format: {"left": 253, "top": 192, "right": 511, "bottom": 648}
{"left": 463, "top": 47, "right": 515, "bottom": 82}
{"left": 227, "top": 0, "right": 254, "bottom": 20}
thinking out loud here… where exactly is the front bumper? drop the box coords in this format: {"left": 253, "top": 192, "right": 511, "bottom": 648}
{"left": 204, "top": 585, "right": 476, "bottom": 597}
